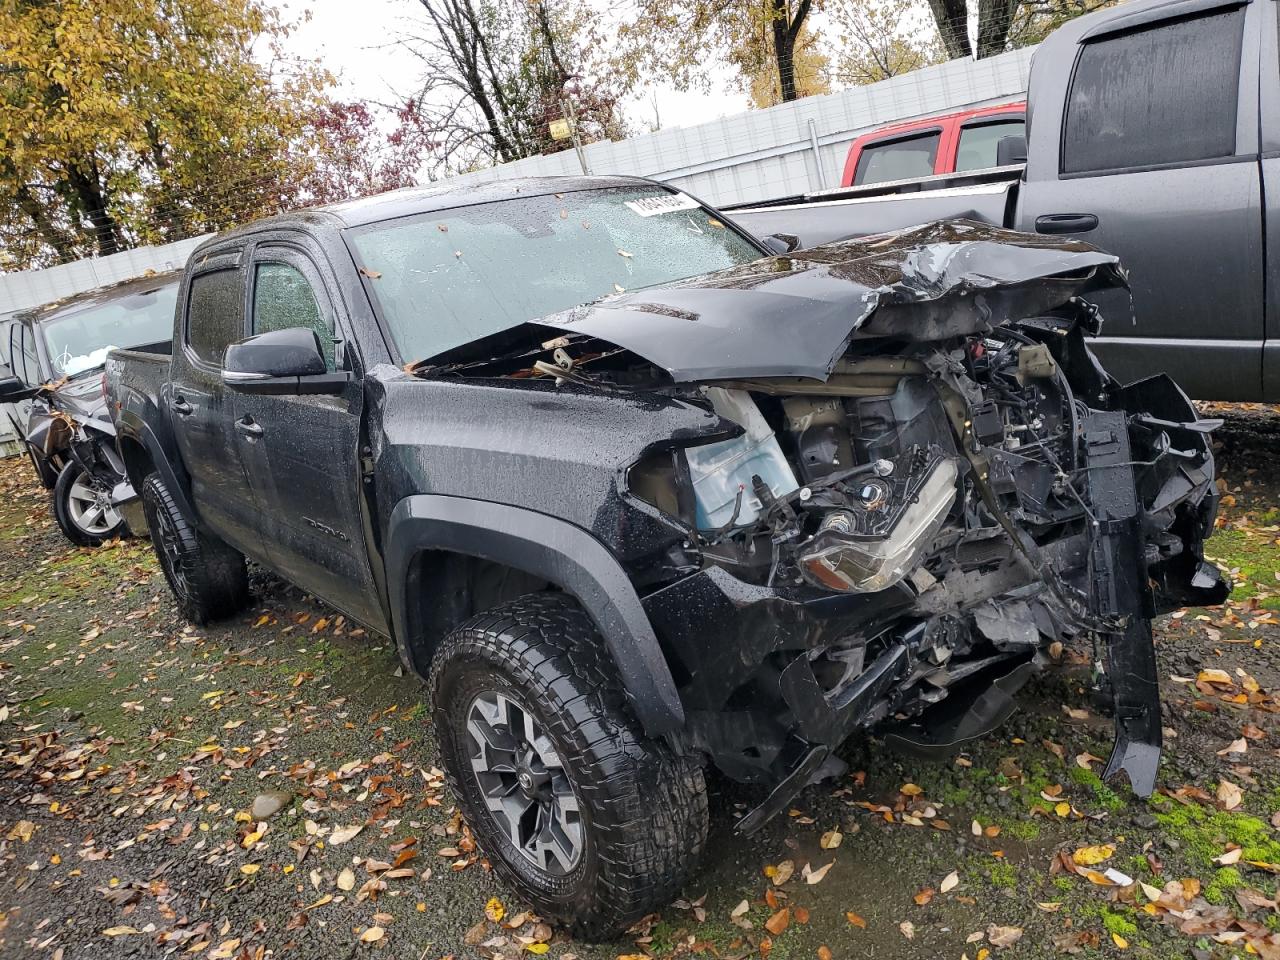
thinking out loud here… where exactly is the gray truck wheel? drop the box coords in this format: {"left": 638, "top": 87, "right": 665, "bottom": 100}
{"left": 430, "top": 593, "right": 707, "bottom": 940}
{"left": 53, "top": 461, "right": 125, "bottom": 547}
{"left": 141, "top": 472, "right": 249, "bottom": 624}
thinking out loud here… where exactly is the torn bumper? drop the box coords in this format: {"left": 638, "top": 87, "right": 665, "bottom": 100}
{"left": 110, "top": 479, "right": 148, "bottom": 538}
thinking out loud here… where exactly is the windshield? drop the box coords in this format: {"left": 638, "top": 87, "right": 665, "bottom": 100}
{"left": 41, "top": 282, "right": 178, "bottom": 378}
{"left": 345, "top": 186, "right": 762, "bottom": 363}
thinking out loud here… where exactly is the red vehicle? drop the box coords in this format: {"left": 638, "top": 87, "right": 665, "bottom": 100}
{"left": 840, "top": 102, "right": 1026, "bottom": 187}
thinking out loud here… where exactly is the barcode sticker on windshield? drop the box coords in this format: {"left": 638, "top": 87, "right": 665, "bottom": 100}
{"left": 625, "top": 193, "right": 700, "bottom": 217}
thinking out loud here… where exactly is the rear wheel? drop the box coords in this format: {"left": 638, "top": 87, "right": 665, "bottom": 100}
{"left": 52, "top": 460, "right": 125, "bottom": 546}
{"left": 430, "top": 593, "right": 707, "bottom": 940}
{"left": 141, "top": 471, "right": 249, "bottom": 624}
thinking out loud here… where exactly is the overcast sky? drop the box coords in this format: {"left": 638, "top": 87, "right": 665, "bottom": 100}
{"left": 270, "top": 0, "right": 753, "bottom": 132}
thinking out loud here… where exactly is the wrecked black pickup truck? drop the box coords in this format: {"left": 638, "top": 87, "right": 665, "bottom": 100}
{"left": 104, "top": 176, "right": 1227, "bottom": 937}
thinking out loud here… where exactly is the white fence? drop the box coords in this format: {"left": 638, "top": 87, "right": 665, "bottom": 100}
{"left": 441, "top": 46, "right": 1035, "bottom": 207}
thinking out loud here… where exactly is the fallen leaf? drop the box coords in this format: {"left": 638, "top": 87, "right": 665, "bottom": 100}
{"left": 485, "top": 897, "right": 505, "bottom": 923}
{"left": 329, "top": 825, "right": 363, "bottom": 845}
{"left": 1218, "top": 778, "right": 1243, "bottom": 810}
{"left": 765, "top": 908, "right": 790, "bottom": 935}
{"left": 820, "top": 829, "right": 842, "bottom": 850}
{"left": 941, "top": 870, "right": 960, "bottom": 893}
{"left": 1218, "top": 738, "right": 1248, "bottom": 756}
{"left": 102, "top": 926, "right": 139, "bottom": 937}
{"left": 360, "top": 926, "right": 384, "bottom": 943}
{"left": 1072, "top": 844, "right": 1116, "bottom": 866}
{"left": 1111, "top": 932, "right": 1128, "bottom": 949}
{"left": 731, "top": 900, "right": 750, "bottom": 918}
{"left": 1215, "top": 847, "right": 1243, "bottom": 866}
{"left": 804, "top": 861, "right": 834, "bottom": 885}
{"left": 337, "top": 867, "right": 356, "bottom": 891}
{"left": 846, "top": 912, "right": 866, "bottom": 929}
{"left": 239, "top": 864, "right": 260, "bottom": 875}
{"left": 817, "top": 947, "right": 833, "bottom": 960}
{"left": 987, "top": 925, "right": 1023, "bottom": 948}
{"left": 899, "top": 921, "right": 915, "bottom": 940}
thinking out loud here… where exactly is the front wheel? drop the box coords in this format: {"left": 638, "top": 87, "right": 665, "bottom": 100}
{"left": 430, "top": 593, "right": 707, "bottom": 940}
{"left": 52, "top": 460, "right": 125, "bottom": 546}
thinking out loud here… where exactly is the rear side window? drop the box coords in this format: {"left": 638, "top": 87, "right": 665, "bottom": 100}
{"left": 252, "top": 262, "right": 335, "bottom": 369}
{"left": 185, "top": 268, "right": 243, "bottom": 365}
{"left": 854, "top": 132, "right": 940, "bottom": 185}
{"left": 956, "top": 119, "right": 1026, "bottom": 172}
{"left": 1062, "top": 8, "right": 1245, "bottom": 174}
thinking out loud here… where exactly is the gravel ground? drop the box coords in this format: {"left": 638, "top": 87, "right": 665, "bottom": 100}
{"left": 4, "top": 405, "right": 1280, "bottom": 959}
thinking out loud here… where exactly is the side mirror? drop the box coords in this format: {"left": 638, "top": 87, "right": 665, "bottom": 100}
{"left": 762, "top": 233, "right": 801, "bottom": 255}
{"left": 222, "top": 328, "right": 348, "bottom": 395}
{"left": 0, "top": 362, "right": 37, "bottom": 403}
{"left": 996, "top": 134, "right": 1028, "bottom": 166}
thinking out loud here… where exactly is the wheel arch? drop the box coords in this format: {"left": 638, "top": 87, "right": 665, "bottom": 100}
{"left": 386, "top": 495, "right": 685, "bottom": 737}
{"left": 115, "top": 416, "right": 197, "bottom": 528}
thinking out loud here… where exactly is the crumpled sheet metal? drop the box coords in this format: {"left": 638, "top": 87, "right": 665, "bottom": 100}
{"left": 521, "top": 220, "right": 1127, "bottom": 383}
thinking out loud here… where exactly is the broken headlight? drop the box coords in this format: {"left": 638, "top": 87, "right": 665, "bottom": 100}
{"left": 798, "top": 456, "right": 960, "bottom": 593}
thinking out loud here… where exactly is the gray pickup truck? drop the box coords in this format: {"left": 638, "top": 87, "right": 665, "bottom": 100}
{"left": 730, "top": 0, "right": 1280, "bottom": 402}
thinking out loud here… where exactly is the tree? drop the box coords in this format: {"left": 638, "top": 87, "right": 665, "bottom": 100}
{"left": 921, "top": 0, "right": 1115, "bottom": 59}
{"left": 0, "top": 0, "right": 337, "bottom": 269}
{"left": 830, "top": 0, "right": 945, "bottom": 85}
{"left": 745, "top": 24, "right": 831, "bottom": 108}
{"left": 617, "top": 0, "right": 823, "bottom": 107}
{"left": 398, "top": 0, "right": 627, "bottom": 174}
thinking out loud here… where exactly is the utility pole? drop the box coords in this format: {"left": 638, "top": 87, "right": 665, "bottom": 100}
{"left": 560, "top": 94, "right": 590, "bottom": 176}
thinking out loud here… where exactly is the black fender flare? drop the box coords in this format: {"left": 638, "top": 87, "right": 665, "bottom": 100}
{"left": 114, "top": 412, "right": 197, "bottom": 527}
{"left": 385, "top": 494, "right": 685, "bottom": 737}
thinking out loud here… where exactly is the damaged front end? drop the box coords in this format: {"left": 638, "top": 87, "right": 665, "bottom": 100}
{"left": 416, "top": 221, "right": 1229, "bottom": 832}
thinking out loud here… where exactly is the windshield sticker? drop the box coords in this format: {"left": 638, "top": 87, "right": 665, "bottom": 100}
{"left": 625, "top": 193, "right": 700, "bottom": 217}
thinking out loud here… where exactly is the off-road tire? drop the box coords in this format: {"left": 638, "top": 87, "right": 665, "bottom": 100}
{"left": 430, "top": 593, "right": 707, "bottom": 940}
{"left": 53, "top": 460, "right": 125, "bottom": 547}
{"left": 141, "top": 471, "right": 249, "bottom": 624}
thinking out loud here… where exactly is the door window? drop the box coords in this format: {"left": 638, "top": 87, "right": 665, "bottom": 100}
{"left": 185, "top": 268, "right": 245, "bottom": 366}
{"left": 854, "top": 131, "right": 941, "bottom": 185}
{"left": 956, "top": 119, "right": 1026, "bottom": 172}
{"left": 251, "top": 262, "right": 335, "bottom": 369}
{"left": 1062, "top": 7, "right": 1246, "bottom": 174}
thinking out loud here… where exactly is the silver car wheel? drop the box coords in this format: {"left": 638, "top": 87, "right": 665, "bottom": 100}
{"left": 66, "top": 472, "right": 121, "bottom": 536}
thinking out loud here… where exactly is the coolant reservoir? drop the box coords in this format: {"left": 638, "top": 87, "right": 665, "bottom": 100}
{"left": 687, "top": 388, "right": 799, "bottom": 529}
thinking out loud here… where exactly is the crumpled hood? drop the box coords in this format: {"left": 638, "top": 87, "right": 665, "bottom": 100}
{"left": 52, "top": 374, "right": 110, "bottom": 423}
{"left": 524, "top": 220, "right": 1126, "bottom": 383}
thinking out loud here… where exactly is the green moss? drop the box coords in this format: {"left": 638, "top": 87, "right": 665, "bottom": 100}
{"left": 1069, "top": 765, "right": 1126, "bottom": 812}
{"left": 1155, "top": 801, "right": 1280, "bottom": 872}
{"left": 1053, "top": 876, "right": 1074, "bottom": 893}
{"left": 987, "top": 861, "right": 1017, "bottom": 889}
{"left": 1101, "top": 908, "right": 1138, "bottom": 938}
{"left": 1204, "top": 867, "right": 1244, "bottom": 905}
{"left": 1004, "top": 818, "right": 1042, "bottom": 842}
{"left": 1204, "top": 529, "right": 1275, "bottom": 601}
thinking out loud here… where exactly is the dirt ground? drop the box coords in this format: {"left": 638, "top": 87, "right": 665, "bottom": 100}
{"left": 6, "top": 406, "right": 1280, "bottom": 960}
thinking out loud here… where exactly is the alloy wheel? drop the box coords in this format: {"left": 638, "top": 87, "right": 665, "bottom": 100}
{"left": 465, "top": 690, "right": 583, "bottom": 875}
{"left": 67, "top": 472, "right": 121, "bottom": 537}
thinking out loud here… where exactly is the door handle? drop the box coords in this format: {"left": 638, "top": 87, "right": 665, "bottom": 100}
{"left": 1035, "top": 213, "right": 1099, "bottom": 234}
{"left": 235, "top": 417, "right": 264, "bottom": 440}
{"left": 171, "top": 397, "right": 193, "bottom": 417}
